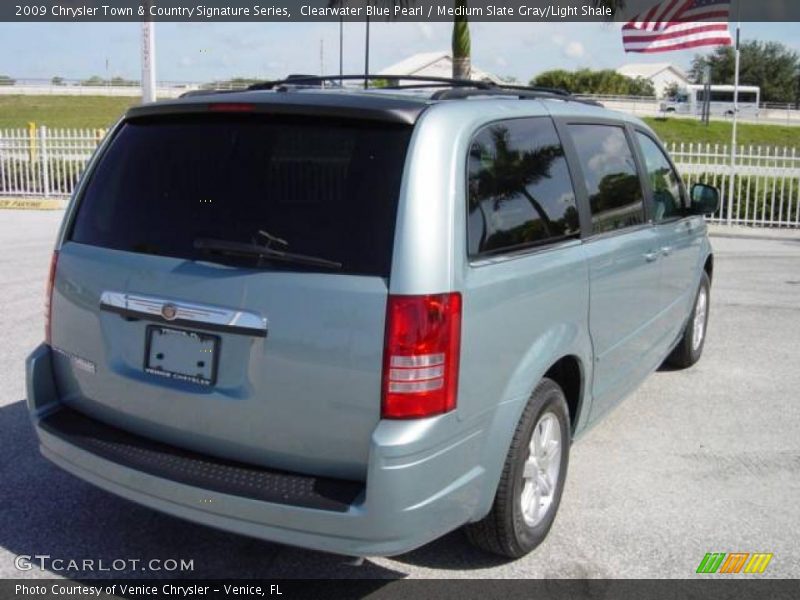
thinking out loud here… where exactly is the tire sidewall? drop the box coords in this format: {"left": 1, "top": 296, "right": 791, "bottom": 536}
{"left": 508, "top": 383, "right": 570, "bottom": 553}
{"left": 687, "top": 273, "right": 711, "bottom": 363}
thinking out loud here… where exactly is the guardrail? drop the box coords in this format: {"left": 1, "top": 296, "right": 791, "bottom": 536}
{"left": 1, "top": 127, "right": 799, "bottom": 228}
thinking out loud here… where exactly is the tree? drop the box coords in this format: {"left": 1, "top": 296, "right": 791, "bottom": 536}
{"left": 0, "top": 75, "right": 15, "bottom": 86}
{"left": 530, "top": 69, "right": 575, "bottom": 91}
{"left": 81, "top": 75, "right": 105, "bottom": 86}
{"left": 51, "top": 76, "right": 65, "bottom": 86}
{"left": 110, "top": 76, "right": 137, "bottom": 87}
{"left": 689, "top": 40, "right": 800, "bottom": 103}
{"left": 531, "top": 69, "right": 655, "bottom": 97}
{"left": 663, "top": 81, "right": 681, "bottom": 99}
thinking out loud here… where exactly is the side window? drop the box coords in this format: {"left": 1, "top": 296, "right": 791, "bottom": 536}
{"left": 467, "top": 118, "right": 580, "bottom": 257}
{"left": 636, "top": 132, "right": 686, "bottom": 222}
{"left": 567, "top": 124, "right": 645, "bottom": 235}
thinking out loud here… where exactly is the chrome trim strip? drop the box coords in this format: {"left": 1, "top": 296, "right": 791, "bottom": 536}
{"left": 99, "top": 291, "right": 268, "bottom": 337}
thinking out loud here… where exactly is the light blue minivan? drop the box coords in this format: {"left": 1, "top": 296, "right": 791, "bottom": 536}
{"left": 26, "top": 77, "right": 718, "bottom": 559}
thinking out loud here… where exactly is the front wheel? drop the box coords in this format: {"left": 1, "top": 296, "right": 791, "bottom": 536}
{"left": 667, "top": 271, "right": 711, "bottom": 369}
{"left": 465, "top": 378, "right": 570, "bottom": 558}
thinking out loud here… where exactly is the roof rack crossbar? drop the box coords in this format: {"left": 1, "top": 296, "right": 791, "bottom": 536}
{"left": 248, "top": 74, "right": 496, "bottom": 91}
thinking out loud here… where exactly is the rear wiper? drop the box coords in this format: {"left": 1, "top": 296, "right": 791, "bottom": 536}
{"left": 193, "top": 238, "right": 342, "bottom": 270}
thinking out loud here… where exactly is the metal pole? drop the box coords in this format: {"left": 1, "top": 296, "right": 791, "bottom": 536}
{"left": 141, "top": 20, "right": 157, "bottom": 103}
{"left": 339, "top": 17, "right": 344, "bottom": 86}
{"left": 39, "top": 125, "right": 50, "bottom": 198}
{"left": 726, "top": 2, "right": 741, "bottom": 225}
{"left": 364, "top": 16, "right": 370, "bottom": 89}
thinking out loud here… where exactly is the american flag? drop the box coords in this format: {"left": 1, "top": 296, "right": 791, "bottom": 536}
{"left": 622, "top": 0, "right": 733, "bottom": 53}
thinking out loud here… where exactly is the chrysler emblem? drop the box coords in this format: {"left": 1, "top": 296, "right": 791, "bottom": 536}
{"left": 161, "top": 303, "right": 178, "bottom": 321}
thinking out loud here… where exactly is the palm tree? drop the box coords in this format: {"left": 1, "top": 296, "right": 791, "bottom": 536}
{"left": 452, "top": 0, "right": 471, "bottom": 79}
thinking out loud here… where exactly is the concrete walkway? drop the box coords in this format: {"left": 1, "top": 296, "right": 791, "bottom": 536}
{"left": 708, "top": 223, "right": 800, "bottom": 242}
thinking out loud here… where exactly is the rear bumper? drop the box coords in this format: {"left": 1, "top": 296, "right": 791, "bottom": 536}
{"left": 26, "top": 343, "right": 487, "bottom": 557}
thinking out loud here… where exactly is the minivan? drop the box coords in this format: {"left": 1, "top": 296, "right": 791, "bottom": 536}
{"left": 26, "top": 76, "right": 719, "bottom": 559}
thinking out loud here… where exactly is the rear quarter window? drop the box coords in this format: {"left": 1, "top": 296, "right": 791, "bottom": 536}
{"left": 467, "top": 117, "right": 580, "bottom": 258}
{"left": 69, "top": 114, "right": 412, "bottom": 276}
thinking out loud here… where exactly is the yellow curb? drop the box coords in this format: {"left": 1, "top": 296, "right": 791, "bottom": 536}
{"left": 0, "top": 198, "right": 66, "bottom": 210}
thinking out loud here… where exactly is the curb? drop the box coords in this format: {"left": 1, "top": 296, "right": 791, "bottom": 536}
{"left": 0, "top": 198, "right": 67, "bottom": 210}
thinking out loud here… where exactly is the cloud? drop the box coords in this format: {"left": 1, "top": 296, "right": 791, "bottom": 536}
{"left": 415, "top": 22, "right": 434, "bottom": 41}
{"left": 551, "top": 34, "right": 584, "bottom": 59}
{"left": 564, "top": 41, "right": 585, "bottom": 58}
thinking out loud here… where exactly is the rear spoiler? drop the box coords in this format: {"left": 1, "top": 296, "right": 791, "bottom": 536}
{"left": 125, "top": 94, "right": 426, "bottom": 126}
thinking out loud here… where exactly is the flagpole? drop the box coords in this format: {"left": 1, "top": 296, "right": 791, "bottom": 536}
{"left": 727, "top": 1, "right": 741, "bottom": 225}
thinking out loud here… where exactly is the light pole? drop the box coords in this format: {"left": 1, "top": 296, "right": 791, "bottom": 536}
{"left": 364, "top": 16, "right": 370, "bottom": 89}
{"left": 726, "top": 1, "right": 741, "bottom": 225}
{"left": 141, "top": 20, "right": 157, "bottom": 103}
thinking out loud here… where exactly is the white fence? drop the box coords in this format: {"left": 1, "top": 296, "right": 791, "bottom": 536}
{"left": 668, "top": 143, "right": 800, "bottom": 228}
{"left": 1, "top": 127, "right": 799, "bottom": 228}
{"left": 0, "top": 127, "right": 103, "bottom": 198}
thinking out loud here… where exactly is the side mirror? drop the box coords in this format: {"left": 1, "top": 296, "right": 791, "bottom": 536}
{"left": 690, "top": 183, "right": 720, "bottom": 215}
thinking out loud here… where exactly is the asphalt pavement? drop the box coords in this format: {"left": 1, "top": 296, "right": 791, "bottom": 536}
{"left": 1, "top": 210, "right": 798, "bottom": 580}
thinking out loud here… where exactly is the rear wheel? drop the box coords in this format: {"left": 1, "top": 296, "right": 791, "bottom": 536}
{"left": 667, "top": 271, "right": 711, "bottom": 369}
{"left": 465, "top": 378, "right": 570, "bottom": 558}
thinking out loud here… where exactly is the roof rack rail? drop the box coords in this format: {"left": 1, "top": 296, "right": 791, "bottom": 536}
{"left": 242, "top": 74, "right": 601, "bottom": 106}
{"left": 248, "top": 74, "right": 496, "bottom": 91}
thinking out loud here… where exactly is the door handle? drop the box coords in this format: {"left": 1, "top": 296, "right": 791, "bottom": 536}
{"left": 662, "top": 246, "right": 673, "bottom": 257}
{"left": 644, "top": 252, "right": 660, "bottom": 263}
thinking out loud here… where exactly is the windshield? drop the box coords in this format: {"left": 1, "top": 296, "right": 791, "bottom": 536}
{"left": 69, "top": 113, "right": 412, "bottom": 276}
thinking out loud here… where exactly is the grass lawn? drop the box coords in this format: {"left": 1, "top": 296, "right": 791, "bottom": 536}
{"left": 643, "top": 117, "right": 800, "bottom": 151}
{"left": 0, "top": 95, "right": 139, "bottom": 130}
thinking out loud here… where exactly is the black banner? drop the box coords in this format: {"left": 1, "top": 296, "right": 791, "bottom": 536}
{"left": 4, "top": 579, "right": 800, "bottom": 600}
{"left": 3, "top": 0, "right": 799, "bottom": 22}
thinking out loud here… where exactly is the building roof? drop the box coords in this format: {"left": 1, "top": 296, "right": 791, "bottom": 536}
{"left": 617, "top": 62, "right": 688, "bottom": 81}
{"left": 379, "top": 51, "right": 502, "bottom": 84}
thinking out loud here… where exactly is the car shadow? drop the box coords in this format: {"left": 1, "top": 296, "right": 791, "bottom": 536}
{"left": 0, "top": 399, "right": 408, "bottom": 581}
{"left": 390, "top": 531, "right": 513, "bottom": 571}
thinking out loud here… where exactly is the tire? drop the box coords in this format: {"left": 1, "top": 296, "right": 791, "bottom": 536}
{"left": 666, "top": 271, "right": 711, "bottom": 369}
{"left": 465, "top": 378, "right": 570, "bottom": 558}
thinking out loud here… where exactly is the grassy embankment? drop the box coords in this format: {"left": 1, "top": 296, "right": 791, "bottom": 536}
{"left": 0, "top": 95, "right": 138, "bottom": 129}
{"left": 643, "top": 117, "right": 800, "bottom": 150}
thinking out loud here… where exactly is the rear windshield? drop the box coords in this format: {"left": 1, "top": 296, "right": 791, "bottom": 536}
{"left": 69, "top": 114, "right": 412, "bottom": 276}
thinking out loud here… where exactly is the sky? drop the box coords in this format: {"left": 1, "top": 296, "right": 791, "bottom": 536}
{"left": 0, "top": 21, "right": 797, "bottom": 84}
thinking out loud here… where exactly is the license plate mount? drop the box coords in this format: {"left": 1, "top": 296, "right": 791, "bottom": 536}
{"left": 144, "top": 325, "right": 219, "bottom": 386}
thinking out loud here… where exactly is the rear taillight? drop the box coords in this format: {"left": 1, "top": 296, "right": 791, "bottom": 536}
{"left": 44, "top": 251, "right": 59, "bottom": 345}
{"left": 382, "top": 293, "right": 462, "bottom": 419}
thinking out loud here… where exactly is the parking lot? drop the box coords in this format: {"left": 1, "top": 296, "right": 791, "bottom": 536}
{"left": 1, "top": 209, "right": 798, "bottom": 580}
